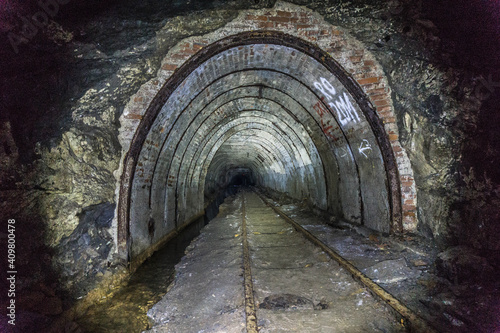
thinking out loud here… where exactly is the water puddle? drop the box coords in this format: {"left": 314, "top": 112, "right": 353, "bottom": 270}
{"left": 74, "top": 218, "right": 206, "bottom": 332}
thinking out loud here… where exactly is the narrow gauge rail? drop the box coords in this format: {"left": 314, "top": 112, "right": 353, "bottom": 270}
{"left": 146, "top": 190, "right": 438, "bottom": 332}
{"left": 250, "top": 189, "right": 438, "bottom": 333}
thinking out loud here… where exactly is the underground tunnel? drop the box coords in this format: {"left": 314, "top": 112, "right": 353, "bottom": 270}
{"left": 119, "top": 32, "right": 406, "bottom": 266}
{"left": 0, "top": 0, "right": 499, "bottom": 332}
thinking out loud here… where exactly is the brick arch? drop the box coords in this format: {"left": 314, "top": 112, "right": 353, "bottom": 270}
{"left": 117, "top": 2, "right": 416, "bottom": 259}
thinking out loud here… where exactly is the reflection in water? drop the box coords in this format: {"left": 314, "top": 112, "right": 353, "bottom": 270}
{"left": 75, "top": 218, "right": 206, "bottom": 332}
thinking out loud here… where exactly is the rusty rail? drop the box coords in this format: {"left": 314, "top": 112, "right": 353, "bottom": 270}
{"left": 255, "top": 191, "right": 438, "bottom": 333}
{"left": 241, "top": 193, "right": 259, "bottom": 332}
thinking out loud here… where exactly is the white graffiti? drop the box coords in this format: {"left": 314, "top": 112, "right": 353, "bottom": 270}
{"left": 314, "top": 77, "right": 336, "bottom": 100}
{"left": 358, "top": 139, "right": 372, "bottom": 158}
{"left": 329, "top": 92, "right": 361, "bottom": 126}
{"left": 314, "top": 77, "right": 361, "bottom": 126}
{"left": 340, "top": 147, "right": 348, "bottom": 158}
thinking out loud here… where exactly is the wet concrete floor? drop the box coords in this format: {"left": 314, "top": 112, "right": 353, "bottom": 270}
{"left": 146, "top": 190, "right": 405, "bottom": 332}
{"left": 269, "top": 195, "right": 497, "bottom": 333}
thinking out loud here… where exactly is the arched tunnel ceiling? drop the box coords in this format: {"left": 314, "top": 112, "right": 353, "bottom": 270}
{"left": 123, "top": 34, "right": 399, "bottom": 258}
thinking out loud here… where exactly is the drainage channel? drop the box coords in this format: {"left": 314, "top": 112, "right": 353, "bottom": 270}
{"left": 74, "top": 215, "right": 208, "bottom": 332}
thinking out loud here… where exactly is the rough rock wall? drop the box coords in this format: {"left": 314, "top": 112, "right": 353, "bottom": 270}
{"left": 423, "top": 0, "right": 500, "bottom": 257}
{"left": 296, "top": 0, "right": 499, "bottom": 253}
{"left": 0, "top": 0, "right": 245, "bottom": 298}
{"left": 0, "top": 0, "right": 498, "bottom": 300}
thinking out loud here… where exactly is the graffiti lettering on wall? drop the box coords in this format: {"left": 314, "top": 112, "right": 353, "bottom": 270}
{"left": 340, "top": 147, "right": 348, "bottom": 158}
{"left": 313, "top": 77, "right": 373, "bottom": 161}
{"left": 314, "top": 77, "right": 361, "bottom": 126}
{"left": 312, "top": 101, "right": 336, "bottom": 140}
{"left": 332, "top": 92, "right": 361, "bottom": 126}
{"left": 358, "top": 139, "right": 372, "bottom": 158}
{"left": 314, "top": 77, "right": 337, "bottom": 100}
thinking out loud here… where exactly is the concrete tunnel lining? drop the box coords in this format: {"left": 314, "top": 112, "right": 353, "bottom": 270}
{"left": 118, "top": 32, "right": 403, "bottom": 262}
{"left": 169, "top": 84, "right": 336, "bottom": 201}
{"left": 203, "top": 109, "right": 323, "bottom": 189}
{"left": 4, "top": 1, "right": 498, "bottom": 330}
{"left": 149, "top": 108, "right": 320, "bottom": 215}
{"left": 137, "top": 62, "right": 384, "bottom": 234}
{"left": 197, "top": 117, "right": 316, "bottom": 182}
{"left": 201, "top": 125, "right": 317, "bottom": 197}
{"left": 133, "top": 49, "right": 390, "bottom": 231}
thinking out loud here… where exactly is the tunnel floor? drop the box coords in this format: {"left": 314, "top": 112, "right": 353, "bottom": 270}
{"left": 145, "top": 191, "right": 405, "bottom": 332}
{"left": 74, "top": 189, "right": 497, "bottom": 333}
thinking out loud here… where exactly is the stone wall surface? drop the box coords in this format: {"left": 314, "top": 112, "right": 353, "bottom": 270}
{"left": 0, "top": 0, "right": 498, "bottom": 310}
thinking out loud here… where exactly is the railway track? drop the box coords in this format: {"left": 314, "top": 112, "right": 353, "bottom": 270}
{"left": 242, "top": 193, "right": 259, "bottom": 333}
{"left": 252, "top": 190, "right": 438, "bottom": 333}
{"left": 146, "top": 190, "right": 438, "bottom": 332}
